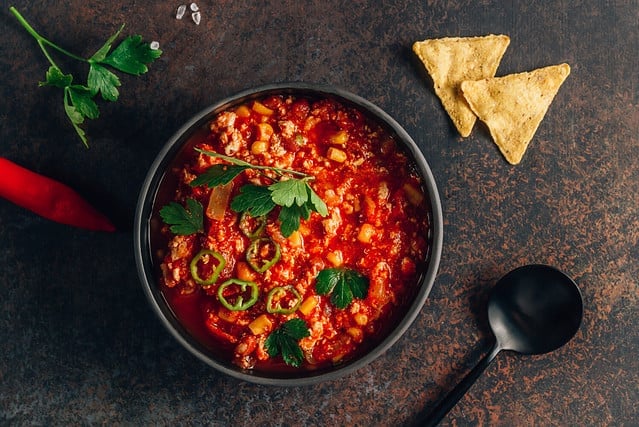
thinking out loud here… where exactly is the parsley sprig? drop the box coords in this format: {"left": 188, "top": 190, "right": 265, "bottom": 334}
{"left": 316, "top": 267, "right": 369, "bottom": 309}
{"left": 192, "top": 149, "right": 328, "bottom": 237}
{"left": 9, "top": 6, "right": 162, "bottom": 147}
{"left": 159, "top": 198, "right": 204, "bottom": 235}
{"left": 264, "top": 318, "right": 311, "bottom": 368}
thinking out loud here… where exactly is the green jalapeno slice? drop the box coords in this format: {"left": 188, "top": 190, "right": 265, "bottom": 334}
{"left": 217, "top": 279, "right": 259, "bottom": 311}
{"left": 239, "top": 212, "right": 267, "bottom": 239}
{"left": 190, "top": 249, "right": 226, "bottom": 286}
{"left": 266, "top": 285, "right": 302, "bottom": 314}
{"left": 246, "top": 237, "right": 281, "bottom": 273}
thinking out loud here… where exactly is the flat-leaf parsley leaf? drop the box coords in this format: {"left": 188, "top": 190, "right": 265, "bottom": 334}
{"left": 316, "top": 267, "right": 369, "bottom": 309}
{"left": 230, "top": 185, "right": 277, "bottom": 218}
{"left": 159, "top": 198, "right": 204, "bottom": 235}
{"left": 264, "top": 318, "right": 310, "bottom": 368}
{"left": 190, "top": 164, "right": 250, "bottom": 188}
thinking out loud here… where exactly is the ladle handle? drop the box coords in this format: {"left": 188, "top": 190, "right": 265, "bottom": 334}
{"left": 416, "top": 343, "right": 501, "bottom": 427}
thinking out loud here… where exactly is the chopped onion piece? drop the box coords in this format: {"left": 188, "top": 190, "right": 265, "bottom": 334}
{"left": 206, "top": 182, "right": 233, "bottom": 221}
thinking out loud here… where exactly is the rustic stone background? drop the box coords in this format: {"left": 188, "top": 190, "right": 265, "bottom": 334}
{"left": 1, "top": 1, "right": 637, "bottom": 425}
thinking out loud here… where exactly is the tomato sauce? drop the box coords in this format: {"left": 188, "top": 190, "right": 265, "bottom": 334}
{"left": 157, "top": 95, "right": 431, "bottom": 372}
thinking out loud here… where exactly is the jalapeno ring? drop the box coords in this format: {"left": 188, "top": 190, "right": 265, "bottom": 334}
{"left": 266, "top": 285, "right": 302, "bottom": 314}
{"left": 217, "top": 279, "right": 259, "bottom": 311}
{"left": 239, "top": 212, "right": 267, "bottom": 239}
{"left": 190, "top": 249, "right": 226, "bottom": 286}
{"left": 246, "top": 237, "right": 281, "bottom": 273}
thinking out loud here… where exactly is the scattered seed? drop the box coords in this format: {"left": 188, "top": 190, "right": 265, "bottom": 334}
{"left": 190, "top": 2, "right": 199, "bottom": 12}
{"left": 192, "top": 11, "right": 201, "bottom": 25}
{"left": 176, "top": 4, "right": 187, "bottom": 19}
{"left": 150, "top": 41, "right": 160, "bottom": 50}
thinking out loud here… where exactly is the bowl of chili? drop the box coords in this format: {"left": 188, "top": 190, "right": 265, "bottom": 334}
{"left": 134, "top": 83, "right": 443, "bottom": 385}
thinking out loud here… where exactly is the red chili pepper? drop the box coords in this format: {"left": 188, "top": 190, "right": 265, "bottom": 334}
{"left": 0, "top": 157, "right": 116, "bottom": 232}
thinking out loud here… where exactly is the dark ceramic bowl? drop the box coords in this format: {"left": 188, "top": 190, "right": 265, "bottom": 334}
{"left": 134, "top": 83, "right": 443, "bottom": 386}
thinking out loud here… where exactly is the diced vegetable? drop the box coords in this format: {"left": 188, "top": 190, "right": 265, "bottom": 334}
{"left": 249, "top": 314, "right": 272, "bottom": 335}
{"left": 252, "top": 101, "right": 274, "bottom": 116}
{"left": 327, "top": 147, "right": 347, "bottom": 163}
{"left": 357, "top": 223, "right": 376, "bottom": 243}
{"left": 326, "top": 250, "right": 343, "bottom": 267}
{"left": 206, "top": 181, "right": 233, "bottom": 221}
{"left": 330, "top": 130, "right": 349, "bottom": 145}
{"left": 256, "top": 123, "right": 274, "bottom": 141}
{"left": 298, "top": 295, "right": 318, "bottom": 316}
{"left": 403, "top": 183, "right": 424, "bottom": 206}
{"left": 236, "top": 105, "right": 251, "bottom": 118}
{"left": 251, "top": 140, "right": 269, "bottom": 155}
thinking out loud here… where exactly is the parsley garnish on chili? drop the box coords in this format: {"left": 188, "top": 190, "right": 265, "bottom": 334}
{"left": 159, "top": 198, "right": 204, "bottom": 235}
{"left": 316, "top": 267, "right": 369, "bottom": 309}
{"left": 264, "top": 318, "right": 310, "bottom": 368}
{"left": 191, "top": 148, "right": 328, "bottom": 237}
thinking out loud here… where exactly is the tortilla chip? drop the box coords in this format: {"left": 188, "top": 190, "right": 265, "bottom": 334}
{"left": 412, "top": 34, "right": 510, "bottom": 137}
{"left": 460, "top": 63, "right": 570, "bottom": 165}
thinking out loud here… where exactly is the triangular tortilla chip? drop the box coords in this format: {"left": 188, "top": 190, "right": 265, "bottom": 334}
{"left": 460, "top": 63, "right": 570, "bottom": 165}
{"left": 412, "top": 35, "right": 510, "bottom": 137}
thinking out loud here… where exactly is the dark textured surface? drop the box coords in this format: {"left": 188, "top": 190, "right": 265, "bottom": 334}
{"left": 1, "top": 1, "right": 637, "bottom": 425}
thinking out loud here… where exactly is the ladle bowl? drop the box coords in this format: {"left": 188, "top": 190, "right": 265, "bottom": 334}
{"left": 418, "top": 264, "right": 583, "bottom": 426}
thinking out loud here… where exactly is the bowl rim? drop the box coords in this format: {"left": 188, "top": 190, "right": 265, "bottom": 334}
{"left": 133, "top": 82, "right": 443, "bottom": 386}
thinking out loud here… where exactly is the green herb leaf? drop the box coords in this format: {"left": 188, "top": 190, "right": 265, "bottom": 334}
{"left": 196, "top": 147, "right": 328, "bottom": 236}
{"left": 264, "top": 318, "right": 310, "bottom": 368}
{"left": 87, "top": 63, "right": 121, "bottom": 101}
{"left": 68, "top": 85, "right": 99, "bottom": 119}
{"left": 90, "top": 24, "right": 125, "bottom": 62}
{"left": 159, "top": 198, "right": 204, "bottom": 235}
{"left": 230, "top": 185, "right": 276, "bottom": 217}
{"left": 62, "top": 87, "right": 89, "bottom": 147}
{"left": 307, "top": 185, "right": 328, "bottom": 216}
{"left": 278, "top": 204, "right": 310, "bottom": 237}
{"left": 190, "top": 165, "right": 249, "bottom": 188}
{"left": 316, "top": 268, "right": 369, "bottom": 309}
{"left": 269, "top": 179, "right": 309, "bottom": 207}
{"left": 10, "top": 7, "right": 162, "bottom": 147}
{"left": 40, "top": 66, "right": 73, "bottom": 88}
{"left": 63, "top": 101, "right": 88, "bottom": 147}
{"left": 102, "top": 35, "right": 162, "bottom": 75}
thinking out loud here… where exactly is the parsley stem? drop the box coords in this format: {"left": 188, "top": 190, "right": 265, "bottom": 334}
{"left": 10, "top": 6, "right": 87, "bottom": 64}
{"left": 196, "top": 148, "right": 311, "bottom": 179}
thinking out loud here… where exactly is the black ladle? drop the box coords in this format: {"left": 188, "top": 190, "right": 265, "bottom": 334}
{"left": 418, "top": 264, "right": 583, "bottom": 426}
